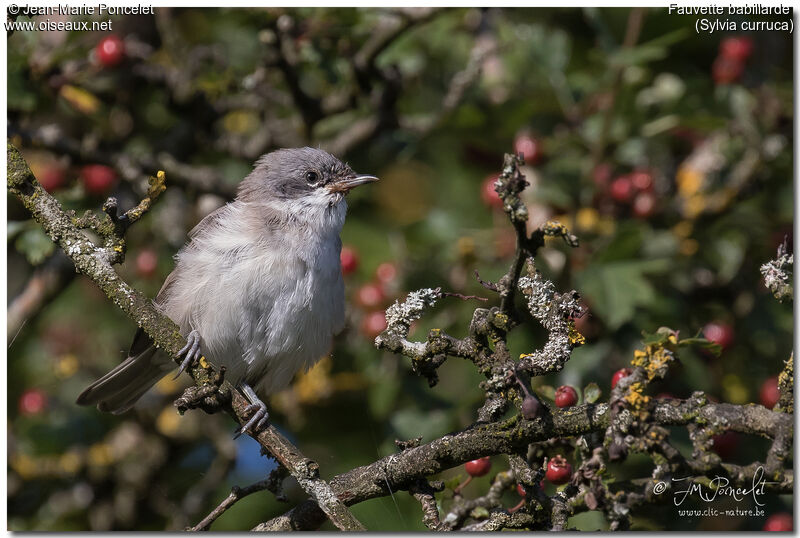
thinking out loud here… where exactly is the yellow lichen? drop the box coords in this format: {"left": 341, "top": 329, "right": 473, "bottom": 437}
{"left": 632, "top": 349, "right": 648, "bottom": 368}
{"left": 568, "top": 321, "right": 585, "bottom": 346}
{"left": 624, "top": 382, "right": 651, "bottom": 420}
{"left": 630, "top": 344, "right": 674, "bottom": 381}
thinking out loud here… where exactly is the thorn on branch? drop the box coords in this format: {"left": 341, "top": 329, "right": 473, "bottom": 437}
{"left": 474, "top": 270, "right": 499, "bottom": 292}
{"left": 102, "top": 197, "right": 130, "bottom": 235}
{"left": 395, "top": 436, "right": 423, "bottom": 451}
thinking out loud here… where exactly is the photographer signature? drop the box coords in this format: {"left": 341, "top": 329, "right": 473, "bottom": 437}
{"left": 652, "top": 466, "right": 772, "bottom": 506}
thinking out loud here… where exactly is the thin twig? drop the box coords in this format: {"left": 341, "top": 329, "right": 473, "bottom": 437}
{"left": 439, "top": 290, "right": 488, "bottom": 302}
{"left": 190, "top": 478, "right": 272, "bottom": 531}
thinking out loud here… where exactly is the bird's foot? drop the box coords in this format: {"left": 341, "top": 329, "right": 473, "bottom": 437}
{"left": 234, "top": 382, "right": 270, "bottom": 438}
{"left": 174, "top": 330, "right": 203, "bottom": 379}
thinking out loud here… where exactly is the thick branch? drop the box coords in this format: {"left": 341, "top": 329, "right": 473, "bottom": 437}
{"left": 254, "top": 393, "right": 792, "bottom": 530}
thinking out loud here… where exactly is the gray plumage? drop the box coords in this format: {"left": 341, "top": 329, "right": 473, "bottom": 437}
{"left": 77, "top": 148, "right": 377, "bottom": 415}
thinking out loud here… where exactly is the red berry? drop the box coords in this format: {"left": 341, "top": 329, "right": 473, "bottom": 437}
{"left": 39, "top": 166, "right": 66, "bottom": 192}
{"left": 712, "top": 55, "right": 743, "bottom": 85}
{"left": 356, "top": 282, "right": 385, "bottom": 309}
{"left": 630, "top": 170, "right": 653, "bottom": 192}
{"left": 711, "top": 431, "right": 739, "bottom": 460}
{"left": 703, "top": 322, "right": 734, "bottom": 350}
{"left": 340, "top": 246, "right": 359, "bottom": 276}
{"left": 554, "top": 385, "right": 578, "bottom": 408}
{"left": 464, "top": 456, "right": 491, "bottom": 477}
{"left": 136, "top": 248, "right": 158, "bottom": 278}
{"left": 481, "top": 174, "right": 503, "bottom": 209}
{"left": 545, "top": 456, "right": 572, "bottom": 485}
{"left": 19, "top": 389, "right": 47, "bottom": 416}
{"left": 764, "top": 513, "right": 793, "bottom": 532}
{"left": 656, "top": 392, "right": 676, "bottom": 400}
{"left": 611, "top": 368, "right": 633, "bottom": 389}
{"left": 609, "top": 176, "right": 634, "bottom": 203}
{"left": 760, "top": 377, "right": 780, "bottom": 409}
{"left": 514, "top": 134, "right": 542, "bottom": 165}
{"left": 376, "top": 262, "right": 397, "bottom": 284}
{"left": 720, "top": 36, "right": 753, "bottom": 63}
{"left": 80, "top": 164, "right": 116, "bottom": 195}
{"left": 96, "top": 35, "right": 125, "bottom": 67}
{"left": 632, "top": 192, "right": 657, "bottom": 218}
{"left": 360, "top": 311, "right": 387, "bottom": 339}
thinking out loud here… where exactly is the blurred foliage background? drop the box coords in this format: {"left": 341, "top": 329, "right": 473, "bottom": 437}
{"left": 6, "top": 7, "right": 793, "bottom": 531}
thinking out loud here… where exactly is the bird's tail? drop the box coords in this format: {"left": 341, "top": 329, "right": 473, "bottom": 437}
{"left": 77, "top": 331, "right": 174, "bottom": 414}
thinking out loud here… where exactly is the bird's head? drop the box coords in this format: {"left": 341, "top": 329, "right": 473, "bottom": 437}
{"left": 238, "top": 147, "right": 378, "bottom": 211}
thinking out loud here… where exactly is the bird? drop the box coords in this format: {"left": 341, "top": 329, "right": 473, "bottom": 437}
{"left": 77, "top": 147, "right": 378, "bottom": 435}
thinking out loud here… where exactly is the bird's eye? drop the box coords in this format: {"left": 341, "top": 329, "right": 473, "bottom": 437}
{"left": 306, "top": 171, "right": 319, "bottom": 184}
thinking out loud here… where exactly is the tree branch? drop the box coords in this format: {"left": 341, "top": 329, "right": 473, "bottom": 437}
{"left": 8, "top": 251, "right": 76, "bottom": 342}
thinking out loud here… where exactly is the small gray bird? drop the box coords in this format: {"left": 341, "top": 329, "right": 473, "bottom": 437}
{"left": 77, "top": 148, "right": 378, "bottom": 434}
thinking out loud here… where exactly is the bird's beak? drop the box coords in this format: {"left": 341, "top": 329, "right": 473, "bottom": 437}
{"left": 329, "top": 174, "right": 379, "bottom": 193}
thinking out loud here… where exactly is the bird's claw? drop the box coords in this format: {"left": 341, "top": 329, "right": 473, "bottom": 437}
{"left": 175, "top": 330, "right": 202, "bottom": 379}
{"left": 235, "top": 383, "right": 270, "bottom": 438}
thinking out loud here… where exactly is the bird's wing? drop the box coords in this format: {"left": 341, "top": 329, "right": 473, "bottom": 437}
{"left": 187, "top": 203, "right": 228, "bottom": 239}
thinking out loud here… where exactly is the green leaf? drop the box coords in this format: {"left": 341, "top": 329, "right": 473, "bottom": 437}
{"left": 707, "top": 233, "right": 746, "bottom": 284}
{"left": 679, "top": 337, "right": 721, "bottom": 358}
{"left": 15, "top": 227, "right": 55, "bottom": 265}
{"left": 7, "top": 221, "right": 27, "bottom": 241}
{"left": 583, "top": 382, "right": 602, "bottom": 404}
{"left": 575, "top": 259, "right": 669, "bottom": 329}
{"left": 640, "top": 327, "right": 678, "bottom": 346}
{"left": 444, "top": 476, "right": 462, "bottom": 492}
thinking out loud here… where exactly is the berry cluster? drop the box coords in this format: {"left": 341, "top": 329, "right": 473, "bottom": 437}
{"left": 340, "top": 246, "right": 400, "bottom": 339}
{"left": 594, "top": 167, "right": 658, "bottom": 219}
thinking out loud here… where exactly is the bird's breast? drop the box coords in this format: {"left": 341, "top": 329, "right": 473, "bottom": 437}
{"left": 164, "top": 210, "right": 346, "bottom": 395}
